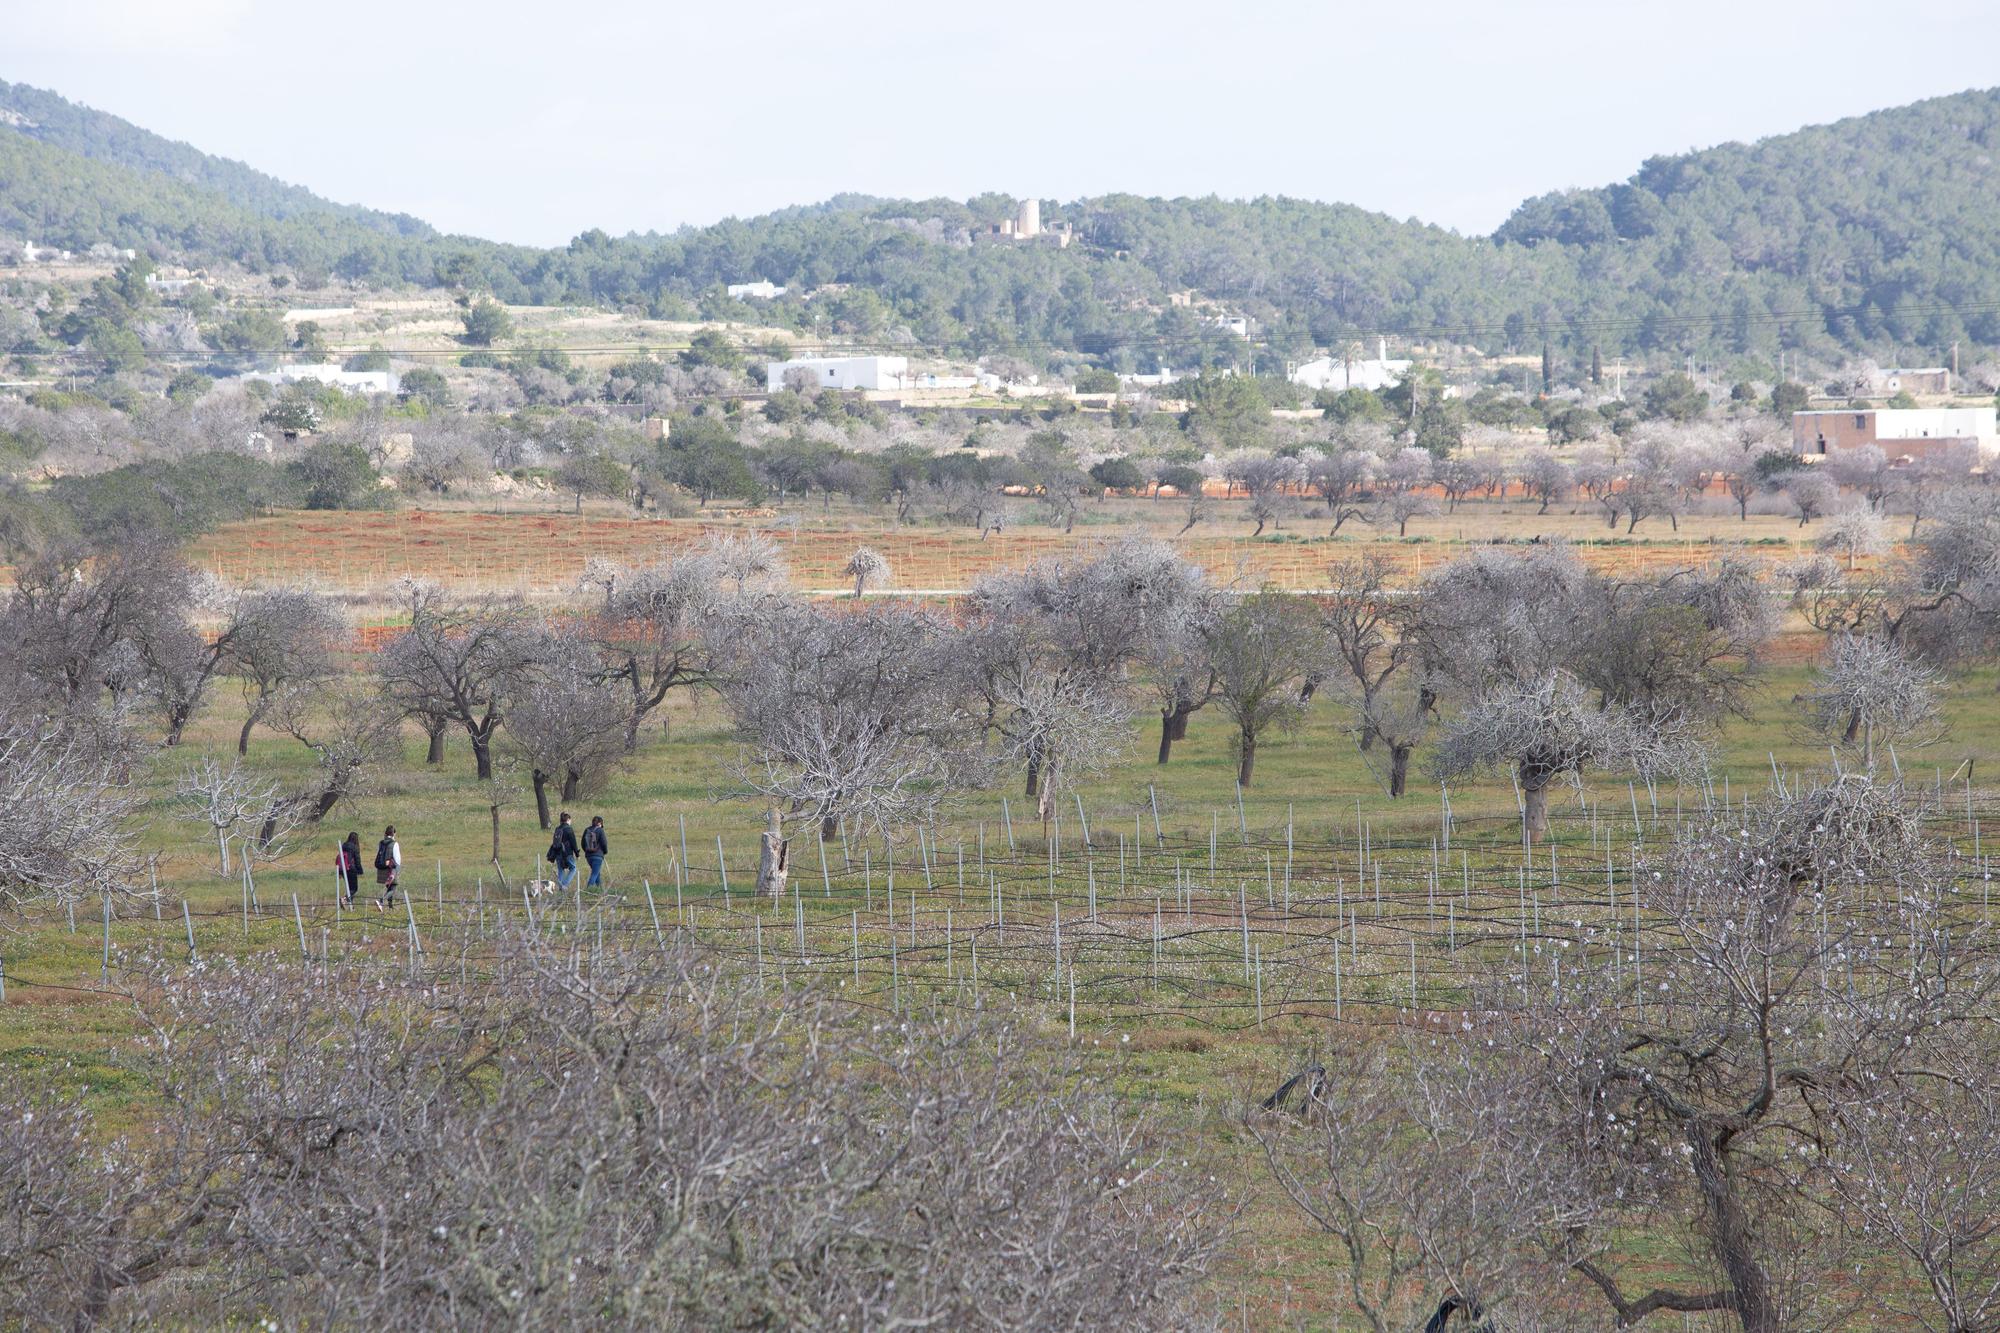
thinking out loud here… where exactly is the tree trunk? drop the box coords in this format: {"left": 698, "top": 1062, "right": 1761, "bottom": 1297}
{"left": 1843, "top": 707, "right": 1862, "bottom": 745}
{"left": 1687, "top": 1129, "right": 1779, "bottom": 1333}
{"left": 425, "top": 721, "right": 447, "bottom": 765}
{"left": 1521, "top": 764, "right": 1551, "bottom": 841}
{"left": 755, "top": 809, "right": 790, "bottom": 899}
{"left": 532, "top": 770, "right": 551, "bottom": 830}
{"left": 1158, "top": 711, "right": 1176, "bottom": 764}
{"left": 560, "top": 767, "right": 580, "bottom": 802}
{"left": 473, "top": 737, "right": 494, "bottom": 781}
{"left": 821, "top": 813, "right": 839, "bottom": 842}
{"left": 217, "top": 828, "right": 230, "bottom": 876}
{"left": 237, "top": 701, "right": 266, "bottom": 756}
{"left": 1389, "top": 743, "right": 1411, "bottom": 798}
{"left": 1238, "top": 729, "right": 1257, "bottom": 786}
{"left": 1024, "top": 752, "right": 1041, "bottom": 798}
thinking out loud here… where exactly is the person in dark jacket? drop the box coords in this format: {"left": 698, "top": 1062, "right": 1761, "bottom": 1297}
{"left": 582, "top": 815, "right": 609, "bottom": 888}
{"left": 550, "top": 812, "right": 579, "bottom": 889}
{"left": 337, "top": 831, "right": 362, "bottom": 906}
{"left": 374, "top": 825, "right": 402, "bottom": 910}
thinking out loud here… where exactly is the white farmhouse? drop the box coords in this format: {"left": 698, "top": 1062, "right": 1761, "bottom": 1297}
{"left": 766, "top": 355, "right": 910, "bottom": 394}
{"left": 1290, "top": 338, "right": 1411, "bottom": 394}
{"left": 727, "top": 280, "right": 786, "bottom": 300}
{"left": 235, "top": 363, "right": 399, "bottom": 395}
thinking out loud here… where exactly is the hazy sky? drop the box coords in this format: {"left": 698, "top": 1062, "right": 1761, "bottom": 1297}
{"left": 9, "top": 0, "right": 2000, "bottom": 247}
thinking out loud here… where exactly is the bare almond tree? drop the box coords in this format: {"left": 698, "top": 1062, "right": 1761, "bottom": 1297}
{"left": 5, "top": 943, "right": 1221, "bottom": 1328}
{"left": 1784, "top": 470, "right": 1839, "bottom": 526}
{"left": 584, "top": 551, "right": 724, "bottom": 750}
{"left": 1297, "top": 443, "right": 1375, "bottom": 534}
{"left": 504, "top": 630, "right": 632, "bottom": 828}
{"left": 1205, "top": 589, "right": 1320, "bottom": 785}
{"left": 173, "top": 755, "right": 291, "bottom": 875}
{"left": 965, "top": 542, "right": 1199, "bottom": 815}
{"left": 1815, "top": 506, "right": 1891, "bottom": 572}
{"left": 376, "top": 580, "right": 531, "bottom": 780}
{"left": 1136, "top": 568, "right": 1223, "bottom": 765}
{"left": 699, "top": 530, "right": 789, "bottom": 594}
{"left": 1262, "top": 777, "right": 1995, "bottom": 1333}
{"left": 1799, "top": 632, "right": 1946, "bottom": 769}
{"left": 842, "top": 544, "right": 891, "bottom": 598}
{"left": 1517, "top": 447, "right": 1573, "bottom": 516}
{"left": 0, "top": 693, "right": 138, "bottom": 911}
{"left": 1, "top": 536, "right": 193, "bottom": 708}
{"left": 1824, "top": 1042, "right": 2000, "bottom": 1333}
{"left": 1319, "top": 558, "right": 1425, "bottom": 756}
{"left": 271, "top": 684, "right": 403, "bottom": 824}
{"left": 223, "top": 586, "right": 344, "bottom": 754}
{"left": 1220, "top": 448, "right": 1300, "bottom": 536}
{"left": 1429, "top": 669, "right": 1702, "bottom": 838}
{"left": 720, "top": 602, "right": 978, "bottom": 843}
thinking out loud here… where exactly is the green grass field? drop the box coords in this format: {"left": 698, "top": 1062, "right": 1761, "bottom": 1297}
{"left": 4, "top": 648, "right": 1997, "bottom": 1324}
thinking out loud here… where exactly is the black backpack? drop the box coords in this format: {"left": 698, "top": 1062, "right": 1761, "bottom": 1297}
{"left": 375, "top": 837, "right": 394, "bottom": 871}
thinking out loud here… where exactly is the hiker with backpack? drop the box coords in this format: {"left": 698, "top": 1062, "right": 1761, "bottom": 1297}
{"left": 374, "top": 825, "right": 402, "bottom": 910}
{"left": 337, "top": 831, "right": 363, "bottom": 906}
{"left": 582, "top": 815, "right": 609, "bottom": 888}
{"left": 549, "top": 812, "right": 579, "bottom": 890}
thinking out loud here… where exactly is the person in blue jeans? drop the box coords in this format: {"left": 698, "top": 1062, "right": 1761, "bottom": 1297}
{"left": 550, "top": 812, "right": 579, "bottom": 889}
{"left": 582, "top": 815, "right": 609, "bottom": 888}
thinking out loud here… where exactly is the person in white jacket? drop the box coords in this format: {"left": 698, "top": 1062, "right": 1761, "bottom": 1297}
{"left": 374, "top": 824, "right": 403, "bottom": 911}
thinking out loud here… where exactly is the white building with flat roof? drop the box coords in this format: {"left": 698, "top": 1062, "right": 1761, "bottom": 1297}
{"left": 766, "top": 355, "right": 910, "bottom": 394}
{"left": 727, "top": 280, "right": 785, "bottom": 300}
{"left": 235, "top": 363, "right": 399, "bottom": 395}
{"left": 1290, "top": 338, "right": 1411, "bottom": 394}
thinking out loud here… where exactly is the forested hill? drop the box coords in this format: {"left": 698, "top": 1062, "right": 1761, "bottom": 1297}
{"left": 1494, "top": 86, "right": 2000, "bottom": 354}
{"left": 5, "top": 75, "right": 1999, "bottom": 363}
{"left": 0, "top": 79, "right": 430, "bottom": 235}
